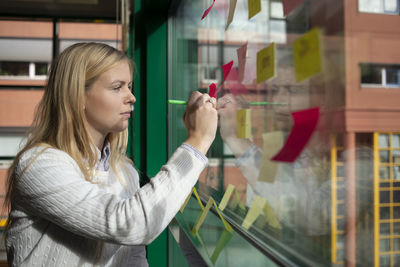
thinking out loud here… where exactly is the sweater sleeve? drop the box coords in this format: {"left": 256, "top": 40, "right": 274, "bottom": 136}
{"left": 13, "top": 145, "right": 206, "bottom": 245}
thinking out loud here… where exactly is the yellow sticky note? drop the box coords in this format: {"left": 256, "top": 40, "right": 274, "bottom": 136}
{"left": 219, "top": 184, "right": 235, "bottom": 211}
{"left": 210, "top": 229, "right": 233, "bottom": 264}
{"left": 237, "top": 109, "right": 252, "bottom": 139}
{"left": 257, "top": 131, "right": 284, "bottom": 183}
{"left": 263, "top": 201, "right": 281, "bottom": 229}
{"left": 192, "top": 198, "right": 213, "bottom": 235}
{"left": 242, "top": 195, "right": 266, "bottom": 230}
{"left": 192, "top": 197, "right": 232, "bottom": 235}
{"left": 225, "top": 0, "right": 238, "bottom": 30}
{"left": 256, "top": 43, "right": 276, "bottom": 83}
{"left": 248, "top": 0, "right": 261, "bottom": 19}
{"left": 180, "top": 187, "right": 204, "bottom": 213}
{"left": 293, "top": 27, "right": 322, "bottom": 82}
{"left": 219, "top": 184, "right": 246, "bottom": 212}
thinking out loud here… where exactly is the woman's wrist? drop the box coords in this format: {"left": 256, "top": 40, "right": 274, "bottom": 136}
{"left": 224, "top": 137, "right": 253, "bottom": 158}
{"left": 184, "top": 136, "right": 211, "bottom": 155}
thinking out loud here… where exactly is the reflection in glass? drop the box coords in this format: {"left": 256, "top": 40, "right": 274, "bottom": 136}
{"left": 380, "top": 223, "right": 390, "bottom": 236}
{"left": 381, "top": 182, "right": 390, "bottom": 188}
{"left": 379, "top": 134, "right": 390, "bottom": 148}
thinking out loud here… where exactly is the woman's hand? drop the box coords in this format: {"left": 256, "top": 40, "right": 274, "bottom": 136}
{"left": 217, "top": 94, "right": 253, "bottom": 157}
{"left": 183, "top": 91, "right": 218, "bottom": 155}
{"left": 217, "top": 94, "right": 239, "bottom": 141}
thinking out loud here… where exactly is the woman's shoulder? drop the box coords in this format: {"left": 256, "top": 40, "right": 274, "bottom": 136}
{"left": 18, "top": 144, "right": 78, "bottom": 171}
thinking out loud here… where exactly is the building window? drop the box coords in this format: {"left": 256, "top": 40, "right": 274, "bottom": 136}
{"left": 359, "top": 0, "right": 399, "bottom": 15}
{"left": 360, "top": 63, "right": 400, "bottom": 88}
{"left": 0, "top": 61, "right": 48, "bottom": 79}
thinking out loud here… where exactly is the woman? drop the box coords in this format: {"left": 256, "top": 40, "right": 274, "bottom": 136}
{"left": 5, "top": 42, "right": 217, "bottom": 266}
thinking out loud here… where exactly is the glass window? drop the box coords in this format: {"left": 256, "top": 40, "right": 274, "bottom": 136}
{"left": 359, "top": 0, "right": 399, "bottom": 14}
{"left": 361, "top": 63, "right": 400, "bottom": 88}
{"left": 168, "top": 0, "right": 399, "bottom": 266}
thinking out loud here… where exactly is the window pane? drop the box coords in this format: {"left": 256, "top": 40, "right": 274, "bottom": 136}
{"left": 394, "top": 206, "right": 400, "bottom": 219}
{"left": 393, "top": 134, "right": 400, "bottom": 148}
{"left": 380, "top": 151, "right": 390, "bottom": 163}
{"left": 380, "top": 191, "right": 390, "bottom": 203}
{"left": 380, "top": 237, "right": 391, "bottom": 251}
{"left": 0, "top": 61, "right": 29, "bottom": 76}
{"left": 361, "top": 63, "right": 382, "bottom": 84}
{"left": 35, "top": 62, "right": 48, "bottom": 76}
{"left": 380, "top": 207, "right": 390, "bottom": 220}
{"left": 380, "top": 167, "right": 390, "bottom": 179}
{"left": 394, "top": 166, "right": 400, "bottom": 180}
{"left": 387, "top": 67, "right": 400, "bottom": 85}
{"left": 395, "top": 191, "right": 400, "bottom": 203}
{"left": 379, "top": 134, "right": 390, "bottom": 148}
{"left": 383, "top": 0, "right": 399, "bottom": 13}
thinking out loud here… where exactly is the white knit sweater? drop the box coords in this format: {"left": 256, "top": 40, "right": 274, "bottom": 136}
{"left": 6, "top": 145, "right": 207, "bottom": 266}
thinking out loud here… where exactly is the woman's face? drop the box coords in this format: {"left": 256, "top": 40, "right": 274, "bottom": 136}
{"left": 84, "top": 60, "right": 135, "bottom": 141}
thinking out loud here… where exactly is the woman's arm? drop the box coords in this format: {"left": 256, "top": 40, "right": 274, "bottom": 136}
{"left": 14, "top": 145, "right": 205, "bottom": 246}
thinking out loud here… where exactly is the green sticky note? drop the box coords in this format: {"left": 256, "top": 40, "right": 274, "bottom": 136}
{"left": 293, "top": 27, "right": 322, "bottom": 82}
{"left": 256, "top": 42, "right": 276, "bottom": 83}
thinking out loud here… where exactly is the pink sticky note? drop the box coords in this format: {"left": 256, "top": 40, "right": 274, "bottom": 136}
{"left": 221, "top": 60, "right": 234, "bottom": 84}
{"left": 209, "top": 83, "right": 217, "bottom": 98}
{"left": 237, "top": 43, "right": 247, "bottom": 82}
{"left": 271, "top": 107, "right": 320, "bottom": 162}
{"left": 225, "top": 67, "right": 249, "bottom": 95}
{"left": 202, "top": 0, "right": 216, "bottom": 20}
{"left": 282, "top": 0, "right": 306, "bottom": 16}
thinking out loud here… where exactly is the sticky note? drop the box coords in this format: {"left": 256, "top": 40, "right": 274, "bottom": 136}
{"left": 210, "top": 229, "right": 233, "bottom": 264}
{"left": 219, "top": 184, "right": 236, "bottom": 211}
{"left": 237, "top": 43, "right": 247, "bottom": 82}
{"left": 201, "top": 0, "right": 216, "bottom": 20}
{"left": 225, "top": 0, "right": 238, "bottom": 30}
{"left": 248, "top": 0, "right": 261, "bottom": 19}
{"left": 180, "top": 187, "right": 204, "bottom": 213}
{"left": 225, "top": 67, "right": 249, "bottom": 96}
{"left": 237, "top": 109, "right": 252, "bottom": 139}
{"left": 242, "top": 195, "right": 266, "bottom": 230}
{"left": 263, "top": 201, "right": 281, "bottom": 229}
{"left": 257, "top": 131, "right": 284, "bottom": 183}
{"left": 219, "top": 184, "right": 247, "bottom": 212}
{"left": 192, "top": 198, "right": 213, "bottom": 235}
{"left": 222, "top": 60, "right": 234, "bottom": 84}
{"left": 272, "top": 107, "right": 320, "bottom": 162}
{"left": 209, "top": 83, "right": 217, "bottom": 98}
{"left": 256, "top": 43, "right": 276, "bottom": 83}
{"left": 282, "top": 0, "right": 306, "bottom": 16}
{"left": 293, "top": 27, "right": 322, "bottom": 82}
{"left": 192, "top": 197, "right": 232, "bottom": 235}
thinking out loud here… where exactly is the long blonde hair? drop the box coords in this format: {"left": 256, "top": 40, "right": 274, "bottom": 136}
{"left": 5, "top": 42, "right": 133, "bottom": 214}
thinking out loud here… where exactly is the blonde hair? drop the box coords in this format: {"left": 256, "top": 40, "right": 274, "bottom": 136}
{"left": 5, "top": 42, "right": 133, "bottom": 215}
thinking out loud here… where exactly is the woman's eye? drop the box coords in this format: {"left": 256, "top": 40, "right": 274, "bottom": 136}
{"left": 113, "top": 85, "right": 122, "bottom": 91}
